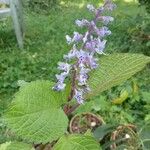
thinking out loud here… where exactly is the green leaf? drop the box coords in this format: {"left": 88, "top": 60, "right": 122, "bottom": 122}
{"left": 3, "top": 80, "right": 68, "bottom": 144}
{"left": 0, "top": 141, "right": 34, "bottom": 150}
{"left": 93, "top": 124, "right": 117, "bottom": 140}
{"left": 86, "top": 53, "right": 150, "bottom": 99}
{"left": 75, "top": 96, "right": 109, "bottom": 114}
{"left": 53, "top": 134, "right": 101, "bottom": 150}
{"left": 142, "top": 92, "right": 150, "bottom": 104}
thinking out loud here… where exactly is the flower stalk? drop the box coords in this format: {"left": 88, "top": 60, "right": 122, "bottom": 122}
{"left": 53, "top": 0, "right": 116, "bottom": 105}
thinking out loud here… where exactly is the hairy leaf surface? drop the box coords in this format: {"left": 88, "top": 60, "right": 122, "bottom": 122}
{"left": 3, "top": 80, "right": 68, "bottom": 144}
{"left": 0, "top": 141, "right": 34, "bottom": 150}
{"left": 53, "top": 134, "right": 101, "bottom": 150}
{"left": 86, "top": 53, "right": 150, "bottom": 99}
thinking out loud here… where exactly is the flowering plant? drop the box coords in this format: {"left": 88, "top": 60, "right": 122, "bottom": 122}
{"left": 53, "top": 0, "right": 116, "bottom": 104}
{"left": 1, "top": 0, "right": 150, "bottom": 150}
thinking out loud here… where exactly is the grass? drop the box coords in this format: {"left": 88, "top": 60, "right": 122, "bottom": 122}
{"left": 0, "top": 0, "right": 149, "bottom": 108}
{"left": 0, "top": 0, "right": 150, "bottom": 143}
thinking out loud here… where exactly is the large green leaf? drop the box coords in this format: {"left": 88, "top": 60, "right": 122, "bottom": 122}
{"left": 0, "top": 141, "right": 34, "bottom": 150}
{"left": 86, "top": 53, "right": 150, "bottom": 99}
{"left": 53, "top": 134, "right": 101, "bottom": 150}
{"left": 3, "top": 80, "right": 68, "bottom": 144}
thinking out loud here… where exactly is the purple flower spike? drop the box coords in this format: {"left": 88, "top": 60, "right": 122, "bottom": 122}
{"left": 53, "top": 0, "right": 116, "bottom": 104}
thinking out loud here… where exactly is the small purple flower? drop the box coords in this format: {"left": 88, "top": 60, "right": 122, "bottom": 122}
{"left": 80, "top": 67, "right": 90, "bottom": 74}
{"left": 76, "top": 50, "right": 88, "bottom": 67}
{"left": 86, "top": 54, "right": 98, "bottom": 69}
{"left": 104, "top": 0, "right": 116, "bottom": 11}
{"left": 52, "top": 82, "right": 66, "bottom": 91}
{"left": 74, "top": 89, "right": 84, "bottom": 104}
{"left": 55, "top": 72, "right": 68, "bottom": 83}
{"left": 90, "top": 21, "right": 97, "bottom": 31}
{"left": 57, "top": 62, "right": 71, "bottom": 73}
{"left": 75, "top": 19, "right": 89, "bottom": 27}
{"left": 97, "top": 26, "right": 111, "bottom": 37}
{"left": 85, "top": 40, "right": 97, "bottom": 51}
{"left": 95, "top": 39, "right": 107, "bottom": 54}
{"left": 78, "top": 73, "right": 88, "bottom": 86}
{"left": 98, "top": 16, "right": 114, "bottom": 25}
{"left": 63, "top": 44, "right": 77, "bottom": 60}
{"left": 87, "top": 4, "right": 95, "bottom": 12}
{"left": 73, "top": 32, "right": 83, "bottom": 42}
{"left": 78, "top": 68, "right": 90, "bottom": 86}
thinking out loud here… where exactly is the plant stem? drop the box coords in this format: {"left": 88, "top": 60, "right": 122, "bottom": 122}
{"left": 65, "top": 103, "right": 80, "bottom": 115}
{"left": 68, "top": 65, "right": 77, "bottom": 101}
{"left": 66, "top": 4, "right": 105, "bottom": 114}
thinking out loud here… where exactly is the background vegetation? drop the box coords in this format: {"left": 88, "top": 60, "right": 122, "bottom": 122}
{"left": 0, "top": 0, "right": 149, "bottom": 145}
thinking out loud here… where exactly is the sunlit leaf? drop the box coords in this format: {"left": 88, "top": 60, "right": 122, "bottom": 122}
{"left": 53, "top": 134, "right": 101, "bottom": 150}
{"left": 0, "top": 141, "right": 34, "bottom": 150}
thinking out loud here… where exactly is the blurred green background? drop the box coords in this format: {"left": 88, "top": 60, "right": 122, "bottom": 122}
{"left": 0, "top": 0, "right": 150, "bottom": 143}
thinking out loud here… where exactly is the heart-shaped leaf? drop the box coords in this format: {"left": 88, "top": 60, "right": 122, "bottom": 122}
{"left": 3, "top": 80, "right": 68, "bottom": 144}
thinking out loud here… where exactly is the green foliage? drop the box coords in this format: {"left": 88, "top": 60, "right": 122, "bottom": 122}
{"left": 138, "top": 124, "right": 150, "bottom": 150}
{"left": 24, "top": 0, "right": 59, "bottom": 13}
{"left": 76, "top": 94, "right": 136, "bottom": 124}
{"left": 0, "top": 141, "right": 34, "bottom": 150}
{"left": 138, "top": 0, "right": 150, "bottom": 13}
{"left": 93, "top": 124, "right": 117, "bottom": 140}
{"left": 3, "top": 80, "right": 68, "bottom": 144}
{"left": 142, "top": 92, "right": 150, "bottom": 104}
{"left": 75, "top": 76, "right": 150, "bottom": 125}
{"left": 0, "top": 0, "right": 150, "bottom": 147}
{"left": 86, "top": 53, "right": 150, "bottom": 99}
{"left": 53, "top": 134, "right": 101, "bottom": 150}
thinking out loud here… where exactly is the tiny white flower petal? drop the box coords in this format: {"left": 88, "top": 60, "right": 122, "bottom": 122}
{"left": 87, "top": 4, "right": 95, "bottom": 12}
{"left": 66, "top": 35, "right": 72, "bottom": 44}
{"left": 83, "top": 31, "right": 89, "bottom": 43}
